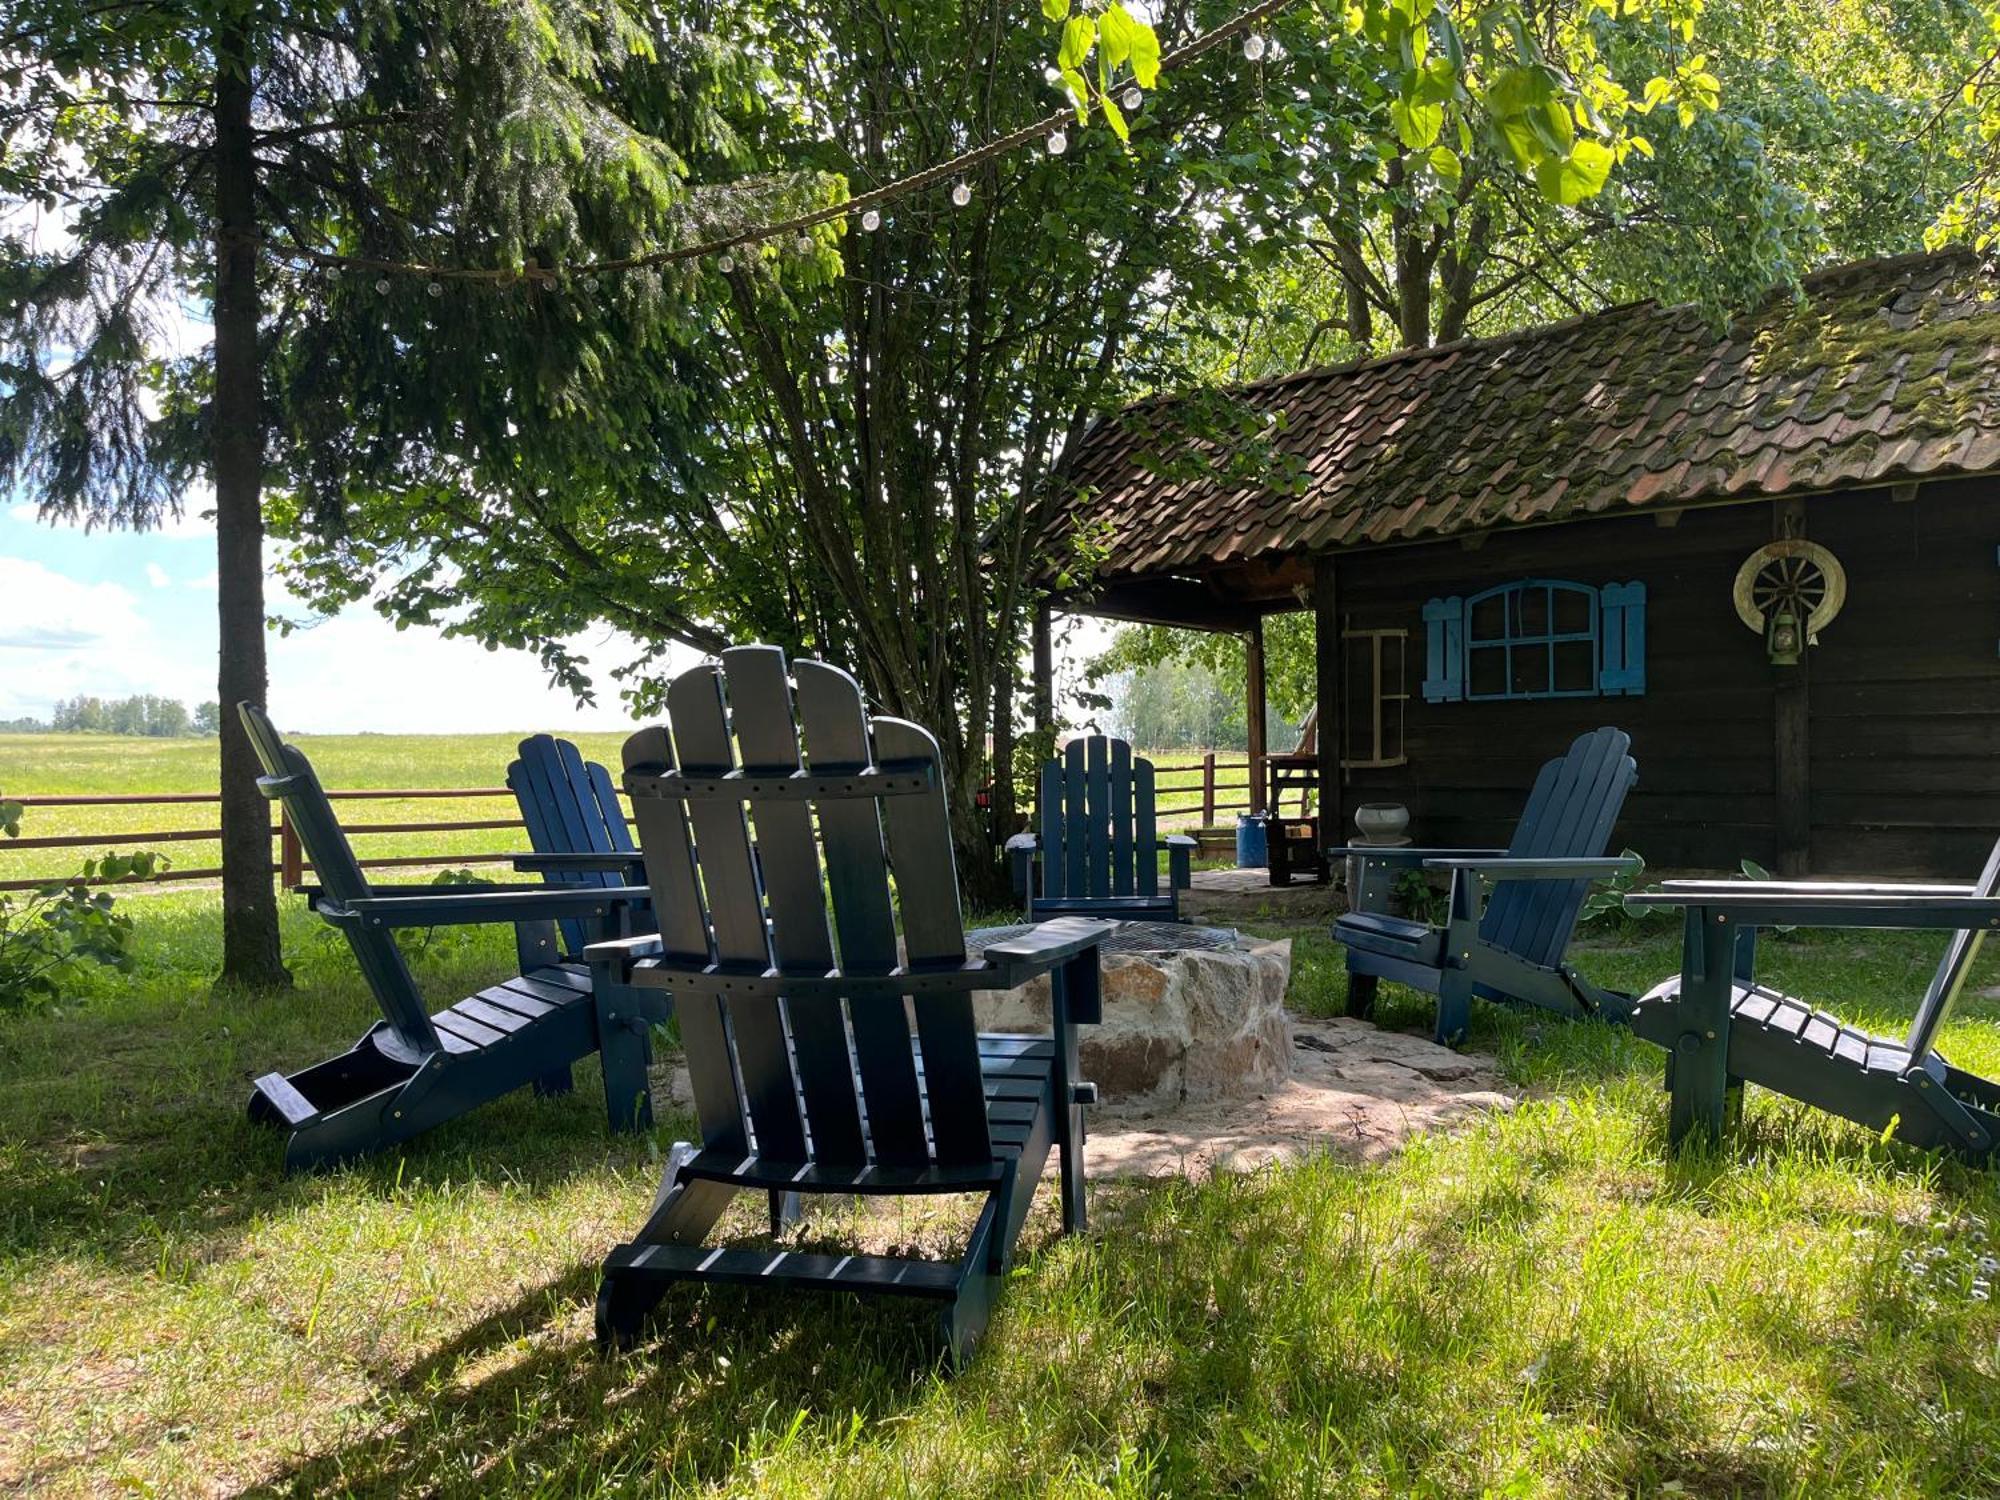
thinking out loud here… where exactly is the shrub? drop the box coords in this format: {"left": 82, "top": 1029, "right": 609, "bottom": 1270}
{"left": 0, "top": 795, "right": 167, "bottom": 1014}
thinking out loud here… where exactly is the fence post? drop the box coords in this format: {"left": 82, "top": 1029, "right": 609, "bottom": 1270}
{"left": 1201, "top": 752, "right": 1216, "bottom": 826}
{"left": 279, "top": 806, "right": 302, "bottom": 890}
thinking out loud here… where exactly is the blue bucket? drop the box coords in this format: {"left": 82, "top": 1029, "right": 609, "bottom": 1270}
{"left": 1235, "top": 814, "right": 1268, "bottom": 869}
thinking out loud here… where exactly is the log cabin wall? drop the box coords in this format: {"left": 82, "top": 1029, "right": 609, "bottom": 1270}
{"left": 1316, "top": 477, "right": 2000, "bottom": 876}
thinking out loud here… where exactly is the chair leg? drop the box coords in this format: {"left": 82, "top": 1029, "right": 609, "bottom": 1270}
{"left": 532, "top": 1066, "right": 575, "bottom": 1098}
{"left": 1434, "top": 971, "right": 1473, "bottom": 1048}
{"left": 768, "top": 1191, "right": 802, "bottom": 1234}
{"left": 596, "top": 1002, "right": 652, "bottom": 1133}
{"left": 1345, "top": 969, "right": 1379, "bottom": 1020}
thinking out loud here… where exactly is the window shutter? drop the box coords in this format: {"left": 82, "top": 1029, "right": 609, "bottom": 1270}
{"left": 1421, "top": 596, "right": 1464, "bottom": 702}
{"left": 1599, "top": 582, "right": 1647, "bottom": 695}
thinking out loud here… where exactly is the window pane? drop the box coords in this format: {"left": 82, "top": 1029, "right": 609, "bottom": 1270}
{"left": 1469, "top": 593, "right": 1507, "bottom": 642}
{"left": 1468, "top": 644, "right": 1507, "bottom": 698}
{"left": 1552, "top": 586, "right": 1592, "bottom": 635}
{"left": 1514, "top": 587, "right": 1549, "bottom": 636}
{"left": 1510, "top": 645, "right": 1550, "bottom": 697}
{"left": 1553, "top": 639, "right": 1596, "bottom": 693}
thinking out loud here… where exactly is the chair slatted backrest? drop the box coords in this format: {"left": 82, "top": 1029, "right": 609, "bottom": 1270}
{"left": 1036, "top": 734, "right": 1162, "bottom": 903}
{"left": 621, "top": 645, "right": 991, "bottom": 1171}
{"left": 1478, "top": 727, "right": 1636, "bottom": 969}
{"left": 236, "top": 703, "right": 442, "bottom": 1060}
{"left": 1904, "top": 836, "right": 2000, "bottom": 1060}
{"left": 508, "top": 734, "right": 636, "bottom": 954}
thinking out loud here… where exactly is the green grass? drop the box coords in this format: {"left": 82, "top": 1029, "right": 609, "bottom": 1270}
{"left": 5, "top": 895, "right": 2000, "bottom": 1495}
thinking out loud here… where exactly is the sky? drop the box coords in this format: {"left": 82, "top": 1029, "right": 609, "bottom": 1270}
{"left": 0, "top": 501, "right": 671, "bottom": 733}
{"left": 0, "top": 499, "right": 1115, "bottom": 734}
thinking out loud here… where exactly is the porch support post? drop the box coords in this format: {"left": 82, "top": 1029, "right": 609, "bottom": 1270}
{"left": 1246, "top": 616, "right": 1268, "bottom": 815}
{"left": 1772, "top": 499, "right": 1811, "bottom": 877}
{"left": 1312, "top": 554, "right": 1342, "bottom": 843}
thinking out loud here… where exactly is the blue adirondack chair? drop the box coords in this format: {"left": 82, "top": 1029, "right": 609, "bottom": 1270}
{"left": 506, "top": 734, "right": 652, "bottom": 957}
{"left": 1008, "top": 734, "right": 1197, "bottom": 922}
{"left": 238, "top": 705, "right": 666, "bottom": 1172}
{"left": 1331, "top": 726, "right": 1639, "bottom": 1045}
{"left": 587, "top": 645, "right": 1110, "bottom": 1364}
{"left": 1625, "top": 842, "right": 2000, "bottom": 1159}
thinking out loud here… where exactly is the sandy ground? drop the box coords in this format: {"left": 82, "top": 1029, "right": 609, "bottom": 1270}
{"left": 1083, "top": 1014, "right": 1516, "bottom": 1178}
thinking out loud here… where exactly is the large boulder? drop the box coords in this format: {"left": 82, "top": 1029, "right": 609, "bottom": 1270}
{"left": 973, "top": 933, "right": 1293, "bottom": 1111}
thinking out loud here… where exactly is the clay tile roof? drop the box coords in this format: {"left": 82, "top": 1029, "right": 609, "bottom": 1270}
{"left": 1044, "top": 249, "right": 2000, "bottom": 584}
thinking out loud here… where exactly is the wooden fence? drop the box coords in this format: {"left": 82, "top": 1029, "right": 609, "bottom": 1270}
{"left": 3, "top": 752, "right": 1255, "bottom": 892}
{"left": 0, "top": 787, "right": 544, "bottom": 893}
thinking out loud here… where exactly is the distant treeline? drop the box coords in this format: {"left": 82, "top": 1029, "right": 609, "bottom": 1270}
{"left": 4, "top": 696, "right": 221, "bottom": 737}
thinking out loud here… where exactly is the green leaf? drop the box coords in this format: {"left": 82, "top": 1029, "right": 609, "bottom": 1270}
{"left": 1101, "top": 91, "right": 1129, "bottom": 142}
{"left": 1126, "top": 19, "right": 1161, "bottom": 88}
{"left": 1534, "top": 139, "right": 1614, "bottom": 204}
{"left": 1058, "top": 15, "right": 1095, "bottom": 72}
{"left": 1099, "top": 3, "right": 1136, "bottom": 69}
{"left": 1060, "top": 66, "right": 1090, "bottom": 122}
{"left": 1428, "top": 145, "right": 1461, "bottom": 185}
{"left": 1391, "top": 95, "right": 1444, "bottom": 150}
{"left": 1041, "top": 0, "right": 1070, "bottom": 20}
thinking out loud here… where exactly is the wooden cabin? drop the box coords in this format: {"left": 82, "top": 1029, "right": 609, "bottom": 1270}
{"left": 1036, "top": 249, "right": 2000, "bottom": 877}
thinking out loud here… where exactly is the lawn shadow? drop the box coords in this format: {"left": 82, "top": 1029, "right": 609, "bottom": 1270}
{"left": 237, "top": 1259, "right": 955, "bottom": 1497}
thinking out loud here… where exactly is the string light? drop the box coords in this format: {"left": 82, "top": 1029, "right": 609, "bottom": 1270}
{"left": 292, "top": 0, "right": 1298, "bottom": 289}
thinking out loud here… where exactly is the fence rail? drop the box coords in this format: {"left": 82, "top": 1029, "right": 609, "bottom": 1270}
{"left": 4, "top": 752, "right": 1259, "bottom": 892}
{"left": 2, "top": 786, "right": 549, "bottom": 892}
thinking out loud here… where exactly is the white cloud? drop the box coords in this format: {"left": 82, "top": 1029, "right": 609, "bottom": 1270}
{"left": 0, "top": 558, "right": 209, "bottom": 716}
{"left": 145, "top": 562, "right": 171, "bottom": 588}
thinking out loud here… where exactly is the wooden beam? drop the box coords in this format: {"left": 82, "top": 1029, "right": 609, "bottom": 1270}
{"left": 1654, "top": 508, "right": 1685, "bottom": 528}
{"left": 1891, "top": 481, "right": 1920, "bottom": 504}
{"left": 1773, "top": 499, "right": 1812, "bottom": 876}
{"left": 1059, "top": 576, "right": 1262, "bottom": 633}
{"left": 1246, "top": 619, "right": 1268, "bottom": 815}
{"left": 1312, "top": 554, "right": 1342, "bottom": 843}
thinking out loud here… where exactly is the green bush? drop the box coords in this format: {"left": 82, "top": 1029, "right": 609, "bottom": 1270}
{"left": 0, "top": 794, "right": 167, "bottom": 1013}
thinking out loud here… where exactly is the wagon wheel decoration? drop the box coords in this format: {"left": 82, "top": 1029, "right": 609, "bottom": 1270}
{"left": 1733, "top": 539, "right": 1847, "bottom": 646}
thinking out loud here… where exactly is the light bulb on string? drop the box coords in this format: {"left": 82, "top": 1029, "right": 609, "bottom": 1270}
{"left": 716, "top": 253, "right": 735, "bottom": 273}
{"left": 1123, "top": 86, "right": 1142, "bottom": 110}
{"left": 951, "top": 181, "right": 972, "bottom": 207}
{"left": 1243, "top": 32, "right": 1266, "bottom": 61}
{"left": 795, "top": 233, "right": 813, "bottom": 254}
{"left": 1047, "top": 130, "right": 1068, "bottom": 156}
{"left": 426, "top": 280, "right": 442, "bottom": 298}
{"left": 373, "top": 277, "right": 390, "bottom": 295}
{"left": 860, "top": 208, "right": 881, "bottom": 231}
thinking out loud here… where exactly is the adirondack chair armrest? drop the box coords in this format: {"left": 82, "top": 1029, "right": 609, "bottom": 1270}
{"left": 1327, "top": 846, "right": 1508, "bottom": 867}
{"left": 1421, "top": 856, "right": 1640, "bottom": 881}
{"left": 510, "top": 851, "right": 650, "bottom": 877}
{"left": 978, "top": 916, "right": 1114, "bottom": 982}
{"left": 1160, "top": 834, "right": 1196, "bottom": 890}
{"left": 582, "top": 932, "right": 666, "bottom": 980}
{"left": 1648, "top": 878, "right": 1971, "bottom": 898}
{"left": 328, "top": 885, "right": 654, "bottom": 929}
{"left": 1622, "top": 889, "right": 2000, "bottom": 930}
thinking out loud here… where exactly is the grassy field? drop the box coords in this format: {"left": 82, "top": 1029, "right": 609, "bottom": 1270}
{"left": 4, "top": 886, "right": 2000, "bottom": 1495}
{"left": 0, "top": 733, "right": 1247, "bottom": 887}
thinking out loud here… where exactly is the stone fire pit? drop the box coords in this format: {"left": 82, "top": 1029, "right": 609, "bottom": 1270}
{"left": 969, "top": 922, "right": 1292, "bottom": 1111}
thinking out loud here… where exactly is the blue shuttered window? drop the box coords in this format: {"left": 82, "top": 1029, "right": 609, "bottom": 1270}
{"left": 1422, "top": 579, "right": 1646, "bottom": 702}
{"left": 1421, "top": 596, "right": 1464, "bottom": 702}
{"left": 1598, "top": 581, "right": 1647, "bottom": 695}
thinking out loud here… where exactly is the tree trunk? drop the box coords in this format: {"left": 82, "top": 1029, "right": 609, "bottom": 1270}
{"left": 211, "top": 29, "right": 289, "bottom": 990}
